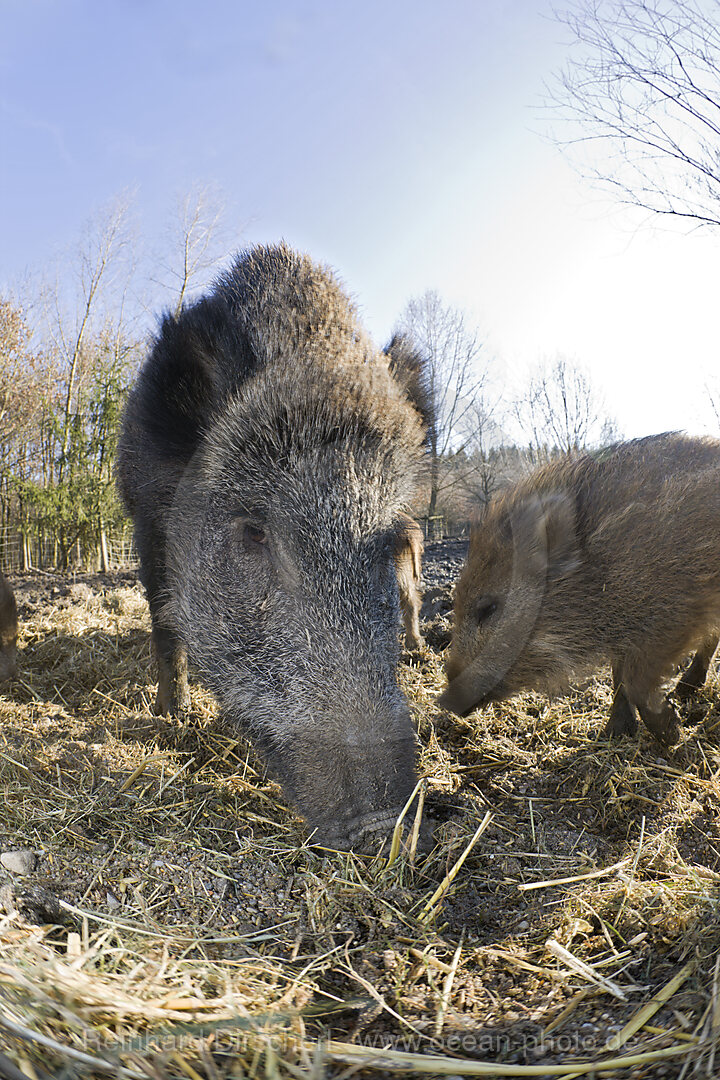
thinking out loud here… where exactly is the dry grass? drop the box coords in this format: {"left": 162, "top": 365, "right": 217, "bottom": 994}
{"left": 0, "top": 570, "right": 719, "bottom": 1078}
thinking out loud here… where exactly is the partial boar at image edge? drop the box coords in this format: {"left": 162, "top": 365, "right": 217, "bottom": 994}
{"left": 440, "top": 433, "right": 720, "bottom": 746}
{"left": 116, "top": 243, "right": 428, "bottom": 852}
{"left": 0, "top": 571, "right": 18, "bottom": 682}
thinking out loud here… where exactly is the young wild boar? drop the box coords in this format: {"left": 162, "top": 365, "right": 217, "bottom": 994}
{"left": 394, "top": 513, "right": 424, "bottom": 651}
{"left": 0, "top": 571, "right": 18, "bottom": 681}
{"left": 117, "top": 245, "right": 429, "bottom": 851}
{"left": 439, "top": 434, "right": 720, "bottom": 745}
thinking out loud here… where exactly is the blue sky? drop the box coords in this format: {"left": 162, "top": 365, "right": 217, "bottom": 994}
{"left": 2, "top": 0, "right": 718, "bottom": 437}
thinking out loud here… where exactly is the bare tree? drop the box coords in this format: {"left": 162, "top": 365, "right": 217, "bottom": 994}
{"left": 0, "top": 297, "right": 50, "bottom": 546}
{"left": 394, "top": 291, "right": 492, "bottom": 518}
{"left": 37, "top": 196, "right": 134, "bottom": 481}
{"left": 155, "top": 184, "right": 233, "bottom": 315}
{"left": 0, "top": 299, "right": 42, "bottom": 450}
{"left": 513, "top": 355, "right": 618, "bottom": 460}
{"left": 451, "top": 395, "right": 509, "bottom": 511}
{"left": 550, "top": 0, "right": 720, "bottom": 230}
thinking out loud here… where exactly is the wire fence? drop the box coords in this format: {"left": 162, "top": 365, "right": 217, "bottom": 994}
{"left": 0, "top": 529, "right": 23, "bottom": 575}
{"left": 0, "top": 526, "right": 138, "bottom": 575}
{"left": 104, "top": 534, "right": 139, "bottom": 571}
{"left": 419, "top": 516, "right": 446, "bottom": 541}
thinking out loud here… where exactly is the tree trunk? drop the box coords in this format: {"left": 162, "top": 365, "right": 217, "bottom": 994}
{"left": 99, "top": 530, "right": 110, "bottom": 573}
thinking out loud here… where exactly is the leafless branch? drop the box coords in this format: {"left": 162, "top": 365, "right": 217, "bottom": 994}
{"left": 548, "top": 0, "right": 720, "bottom": 230}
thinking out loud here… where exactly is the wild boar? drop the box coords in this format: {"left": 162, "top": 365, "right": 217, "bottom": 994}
{"left": 117, "top": 244, "right": 429, "bottom": 851}
{"left": 394, "top": 513, "right": 424, "bottom": 651}
{"left": 0, "top": 571, "right": 18, "bottom": 682}
{"left": 439, "top": 433, "right": 720, "bottom": 744}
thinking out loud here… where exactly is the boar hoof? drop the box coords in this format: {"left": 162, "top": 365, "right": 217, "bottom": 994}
{"left": 604, "top": 697, "right": 638, "bottom": 739}
{"left": 639, "top": 703, "right": 681, "bottom": 745}
{"left": 675, "top": 664, "right": 706, "bottom": 701}
{"left": 154, "top": 684, "right": 190, "bottom": 717}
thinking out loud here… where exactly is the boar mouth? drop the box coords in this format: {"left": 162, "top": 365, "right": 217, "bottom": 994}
{"left": 310, "top": 806, "right": 427, "bottom": 854}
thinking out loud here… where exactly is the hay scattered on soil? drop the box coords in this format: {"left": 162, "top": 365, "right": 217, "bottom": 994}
{"left": 0, "top": 564, "right": 719, "bottom": 1078}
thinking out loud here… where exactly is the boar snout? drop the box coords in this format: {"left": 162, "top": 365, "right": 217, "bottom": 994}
{"left": 313, "top": 806, "right": 434, "bottom": 856}
{"left": 438, "top": 667, "right": 492, "bottom": 717}
{"left": 262, "top": 722, "right": 419, "bottom": 853}
{"left": 438, "top": 648, "right": 507, "bottom": 715}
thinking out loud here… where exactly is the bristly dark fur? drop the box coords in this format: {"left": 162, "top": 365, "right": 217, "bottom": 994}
{"left": 117, "top": 243, "right": 429, "bottom": 850}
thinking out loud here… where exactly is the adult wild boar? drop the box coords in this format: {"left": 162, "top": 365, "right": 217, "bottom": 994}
{"left": 439, "top": 434, "right": 720, "bottom": 745}
{"left": 117, "top": 245, "right": 428, "bottom": 851}
{"left": 394, "top": 513, "right": 424, "bottom": 651}
{"left": 0, "top": 571, "right": 18, "bottom": 681}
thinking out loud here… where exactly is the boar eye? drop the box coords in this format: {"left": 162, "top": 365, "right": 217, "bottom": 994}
{"left": 243, "top": 523, "right": 268, "bottom": 549}
{"left": 475, "top": 597, "right": 498, "bottom": 624}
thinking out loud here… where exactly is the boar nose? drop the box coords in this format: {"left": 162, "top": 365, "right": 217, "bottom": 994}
{"left": 438, "top": 670, "right": 487, "bottom": 717}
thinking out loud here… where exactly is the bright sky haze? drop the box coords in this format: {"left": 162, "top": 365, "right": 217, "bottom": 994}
{"left": 2, "top": 0, "right": 718, "bottom": 439}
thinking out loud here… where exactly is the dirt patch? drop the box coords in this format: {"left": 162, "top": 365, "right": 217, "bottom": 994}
{"left": 0, "top": 559, "right": 718, "bottom": 1078}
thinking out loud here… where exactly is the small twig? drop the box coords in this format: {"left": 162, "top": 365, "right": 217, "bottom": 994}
{"left": 156, "top": 756, "right": 196, "bottom": 798}
{"left": 605, "top": 960, "right": 694, "bottom": 1050}
{"left": 340, "top": 951, "right": 427, "bottom": 1041}
{"left": 545, "top": 939, "right": 629, "bottom": 1001}
{"left": 118, "top": 754, "right": 167, "bottom": 793}
{"left": 408, "top": 948, "right": 453, "bottom": 975}
{"left": 518, "top": 857, "right": 631, "bottom": 892}
{"left": 542, "top": 988, "right": 592, "bottom": 1036}
{"left": 408, "top": 782, "right": 426, "bottom": 864}
{"left": 617, "top": 815, "right": 646, "bottom": 923}
{"left": 79, "top": 832, "right": 125, "bottom": 904}
{"left": 434, "top": 935, "right": 463, "bottom": 1037}
{"left": 317, "top": 1037, "right": 696, "bottom": 1075}
{"left": 386, "top": 778, "right": 425, "bottom": 868}
{"left": 418, "top": 812, "right": 492, "bottom": 922}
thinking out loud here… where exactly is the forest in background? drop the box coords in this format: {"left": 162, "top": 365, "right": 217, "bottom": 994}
{"left": 0, "top": 185, "right": 692, "bottom": 574}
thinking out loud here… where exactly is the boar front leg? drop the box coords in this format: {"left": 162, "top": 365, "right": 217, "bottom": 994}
{"left": 606, "top": 659, "right": 681, "bottom": 744}
{"left": 398, "top": 576, "right": 424, "bottom": 651}
{"left": 621, "top": 659, "right": 681, "bottom": 745}
{"left": 675, "top": 634, "right": 720, "bottom": 700}
{"left": 136, "top": 530, "right": 190, "bottom": 716}
{"left": 604, "top": 662, "right": 638, "bottom": 738}
{"left": 151, "top": 620, "right": 190, "bottom": 716}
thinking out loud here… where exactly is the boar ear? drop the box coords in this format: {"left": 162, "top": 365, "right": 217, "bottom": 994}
{"left": 513, "top": 493, "right": 580, "bottom": 581}
{"left": 537, "top": 493, "right": 580, "bottom": 580}
{"left": 384, "top": 333, "right": 434, "bottom": 441}
{"left": 139, "top": 296, "right": 241, "bottom": 459}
